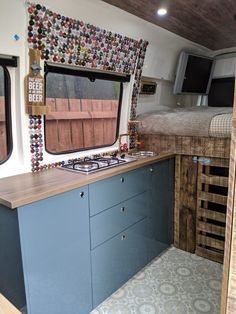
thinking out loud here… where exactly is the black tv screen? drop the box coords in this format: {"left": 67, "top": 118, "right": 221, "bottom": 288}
{"left": 173, "top": 51, "right": 215, "bottom": 95}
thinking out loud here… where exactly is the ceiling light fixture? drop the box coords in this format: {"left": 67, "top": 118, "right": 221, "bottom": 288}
{"left": 157, "top": 8, "right": 167, "bottom": 16}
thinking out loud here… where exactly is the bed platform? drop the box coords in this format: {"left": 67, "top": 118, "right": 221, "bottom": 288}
{"left": 138, "top": 107, "right": 231, "bottom": 263}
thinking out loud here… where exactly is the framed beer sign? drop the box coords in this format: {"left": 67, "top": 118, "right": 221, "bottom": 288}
{"left": 25, "top": 48, "right": 50, "bottom": 115}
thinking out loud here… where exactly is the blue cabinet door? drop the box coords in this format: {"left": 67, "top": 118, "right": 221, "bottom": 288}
{"left": 17, "top": 187, "right": 92, "bottom": 314}
{"left": 91, "top": 218, "right": 148, "bottom": 307}
{"left": 148, "top": 159, "right": 174, "bottom": 261}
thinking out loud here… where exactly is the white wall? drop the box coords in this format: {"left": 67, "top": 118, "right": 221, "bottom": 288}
{"left": 0, "top": 0, "right": 210, "bottom": 178}
{"left": 212, "top": 53, "right": 236, "bottom": 78}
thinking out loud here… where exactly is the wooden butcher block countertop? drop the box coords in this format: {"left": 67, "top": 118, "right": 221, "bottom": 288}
{"left": 0, "top": 153, "right": 174, "bottom": 209}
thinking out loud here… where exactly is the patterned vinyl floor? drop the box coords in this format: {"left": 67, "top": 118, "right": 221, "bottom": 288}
{"left": 90, "top": 247, "right": 223, "bottom": 314}
{"left": 21, "top": 247, "right": 222, "bottom": 314}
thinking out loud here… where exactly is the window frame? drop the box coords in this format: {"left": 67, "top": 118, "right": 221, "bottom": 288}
{"left": 44, "top": 64, "right": 129, "bottom": 155}
{"left": 0, "top": 65, "right": 13, "bottom": 165}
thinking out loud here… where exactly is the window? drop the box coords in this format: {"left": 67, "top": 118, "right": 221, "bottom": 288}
{"left": 45, "top": 65, "right": 129, "bottom": 154}
{"left": 208, "top": 77, "right": 235, "bottom": 107}
{"left": 0, "top": 65, "right": 12, "bottom": 164}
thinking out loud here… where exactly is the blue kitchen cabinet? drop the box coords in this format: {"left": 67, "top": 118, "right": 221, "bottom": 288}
{"left": 89, "top": 166, "right": 148, "bottom": 216}
{"left": 91, "top": 218, "right": 148, "bottom": 307}
{"left": 148, "top": 159, "right": 174, "bottom": 261}
{"left": 17, "top": 187, "right": 92, "bottom": 314}
{"left": 90, "top": 191, "right": 148, "bottom": 249}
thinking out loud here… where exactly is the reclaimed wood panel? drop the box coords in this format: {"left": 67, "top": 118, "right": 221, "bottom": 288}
{"left": 174, "top": 155, "right": 181, "bottom": 248}
{"left": 196, "top": 158, "right": 228, "bottom": 263}
{"left": 102, "top": 0, "right": 236, "bottom": 50}
{"left": 201, "top": 174, "right": 229, "bottom": 187}
{"left": 0, "top": 96, "right": 7, "bottom": 161}
{"left": 176, "top": 155, "right": 197, "bottom": 253}
{"left": 197, "top": 208, "right": 226, "bottom": 223}
{"left": 141, "top": 134, "right": 231, "bottom": 159}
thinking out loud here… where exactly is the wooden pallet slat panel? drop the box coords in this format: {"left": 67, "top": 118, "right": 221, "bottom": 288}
{"left": 195, "top": 246, "right": 224, "bottom": 263}
{"left": 199, "top": 191, "right": 228, "bottom": 206}
{"left": 201, "top": 173, "right": 229, "bottom": 187}
{"left": 197, "top": 207, "right": 226, "bottom": 223}
{"left": 196, "top": 157, "right": 228, "bottom": 264}
{"left": 197, "top": 221, "right": 225, "bottom": 237}
{"left": 197, "top": 234, "right": 225, "bottom": 251}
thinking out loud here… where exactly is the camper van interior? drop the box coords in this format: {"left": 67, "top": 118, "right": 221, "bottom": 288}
{"left": 0, "top": 0, "right": 236, "bottom": 313}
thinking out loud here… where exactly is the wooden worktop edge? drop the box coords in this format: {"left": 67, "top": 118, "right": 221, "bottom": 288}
{"left": 0, "top": 153, "right": 175, "bottom": 209}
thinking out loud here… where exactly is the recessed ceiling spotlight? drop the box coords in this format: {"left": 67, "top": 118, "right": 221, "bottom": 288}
{"left": 157, "top": 8, "right": 167, "bottom": 16}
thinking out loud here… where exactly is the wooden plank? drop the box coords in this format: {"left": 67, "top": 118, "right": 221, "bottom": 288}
{"left": 0, "top": 114, "right": 5, "bottom": 122}
{"left": 45, "top": 98, "right": 58, "bottom": 153}
{"left": 111, "top": 100, "right": 119, "bottom": 140}
{"left": 199, "top": 191, "right": 228, "bottom": 206}
{"left": 201, "top": 173, "right": 229, "bottom": 187}
{"left": 141, "top": 134, "right": 231, "bottom": 159}
{"left": 69, "top": 99, "right": 84, "bottom": 150}
{"left": 55, "top": 98, "right": 72, "bottom": 152}
{"left": 223, "top": 117, "right": 236, "bottom": 313}
{"left": 92, "top": 100, "right": 104, "bottom": 146}
{"left": 102, "top": 100, "right": 115, "bottom": 144}
{"left": 0, "top": 294, "right": 21, "bottom": 314}
{"left": 197, "top": 234, "right": 225, "bottom": 251}
{"left": 197, "top": 221, "right": 225, "bottom": 237}
{"left": 178, "top": 155, "right": 197, "bottom": 253}
{"left": 81, "top": 99, "right": 94, "bottom": 148}
{"left": 197, "top": 207, "right": 226, "bottom": 223}
{"left": 206, "top": 157, "right": 230, "bottom": 168}
{"left": 174, "top": 155, "right": 181, "bottom": 248}
{"left": 196, "top": 246, "right": 224, "bottom": 264}
{"left": 46, "top": 111, "right": 116, "bottom": 120}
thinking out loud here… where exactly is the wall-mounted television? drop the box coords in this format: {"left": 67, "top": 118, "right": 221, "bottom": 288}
{"left": 173, "top": 51, "right": 215, "bottom": 95}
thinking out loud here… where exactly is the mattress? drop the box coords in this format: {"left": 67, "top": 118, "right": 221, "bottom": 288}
{"left": 138, "top": 107, "right": 233, "bottom": 138}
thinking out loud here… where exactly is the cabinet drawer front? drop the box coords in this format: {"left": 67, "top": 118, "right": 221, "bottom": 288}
{"left": 89, "top": 167, "right": 148, "bottom": 216}
{"left": 91, "top": 218, "right": 148, "bottom": 307}
{"left": 90, "top": 191, "right": 148, "bottom": 249}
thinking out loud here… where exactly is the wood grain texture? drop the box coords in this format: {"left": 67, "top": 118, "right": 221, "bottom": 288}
{"left": 0, "top": 294, "right": 21, "bottom": 314}
{"left": 102, "top": 0, "right": 236, "bottom": 50}
{"left": 178, "top": 155, "right": 197, "bottom": 253}
{"left": 174, "top": 155, "right": 181, "bottom": 248}
{"left": 196, "top": 158, "right": 228, "bottom": 264}
{"left": 222, "top": 118, "right": 236, "bottom": 312}
{"left": 0, "top": 153, "right": 175, "bottom": 209}
{"left": 141, "top": 134, "right": 231, "bottom": 159}
{"left": 45, "top": 98, "right": 118, "bottom": 153}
